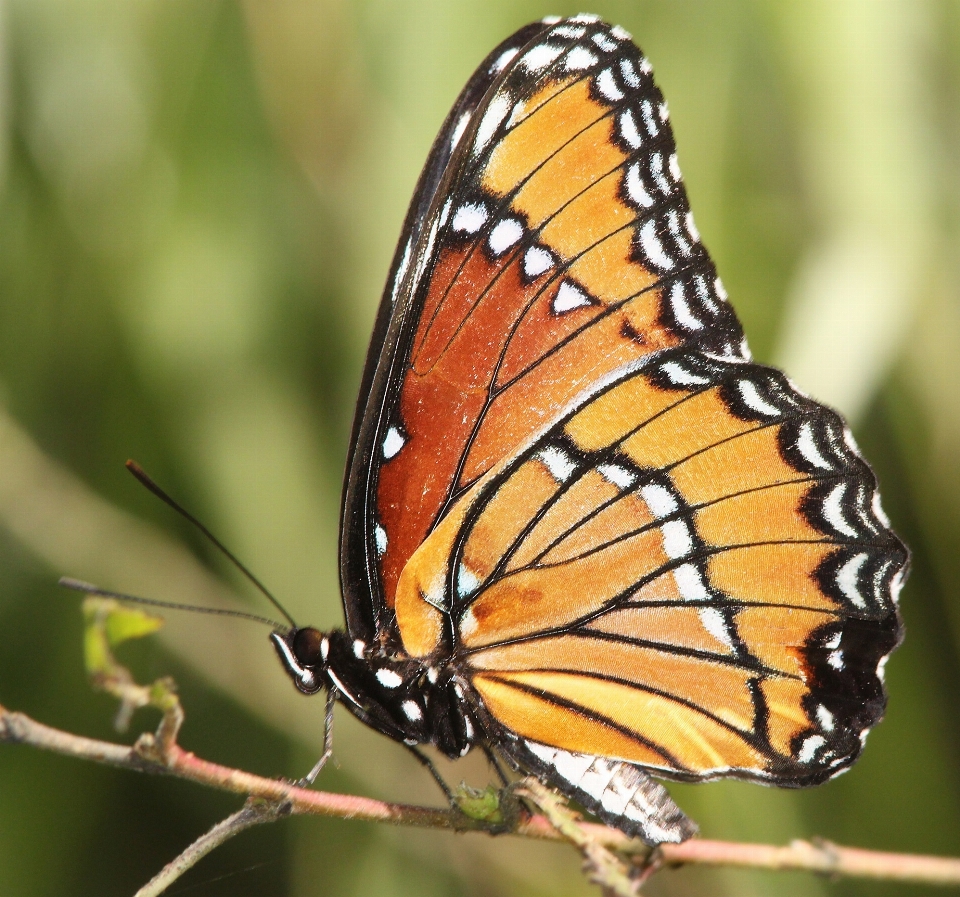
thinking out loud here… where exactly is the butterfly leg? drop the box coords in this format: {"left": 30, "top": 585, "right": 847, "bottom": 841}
{"left": 404, "top": 745, "right": 455, "bottom": 801}
{"left": 297, "top": 687, "right": 337, "bottom": 787}
{"left": 481, "top": 743, "right": 510, "bottom": 786}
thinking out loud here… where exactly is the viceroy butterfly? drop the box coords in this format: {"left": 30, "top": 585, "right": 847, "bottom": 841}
{"left": 270, "top": 14, "right": 907, "bottom": 845}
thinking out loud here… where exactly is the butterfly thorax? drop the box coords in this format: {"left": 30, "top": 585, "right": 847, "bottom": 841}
{"left": 271, "top": 627, "right": 476, "bottom": 759}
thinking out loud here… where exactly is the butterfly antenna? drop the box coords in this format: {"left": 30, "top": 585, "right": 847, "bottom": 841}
{"left": 125, "top": 460, "right": 298, "bottom": 629}
{"left": 59, "top": 578, "right": 287, "bottom": 629}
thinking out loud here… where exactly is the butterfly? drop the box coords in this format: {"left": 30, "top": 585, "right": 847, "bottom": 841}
{"left": 270, "top": 14, "right": 907, "bottom": 845}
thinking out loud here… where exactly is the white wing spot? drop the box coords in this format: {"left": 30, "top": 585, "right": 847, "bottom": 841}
{"left": 592, "top": 32, "right": 618, "bottom": 52}
{"left": 452, "top": 202, "right": 488, "bottom": 233}
{"left": 674, "top": 563, "right": 711, "bottom": 601}
{"left": 521, "top": 43, "right": 564, "bottom": 72}
{"left": 474, "top": 93, "right": 511, "bottom": 152}
{"left": 374, "top": 524, "right": 388, "bottom": 556}
{"left": 640, "top": 483, "right": 678, "bottom": 518}
{"left": 668, "top": 153, "right": 682, "bottom": 182}
{"left": 596, "top": 68, "right": 624, "bottom": 101}
{"left": 553, "top": 280, "right": 593, "bottom": 313}
{"left": 450, "top": 112, "right": 471, "bottom": 151}
{"left": 823, "top": 483, "right": 859, "bottom": 538}
{"left": 457, "top": 563, "right": 480, "bottom": 599}
{"left": 661, "top": 519, "right": 693, "bottom": 559}
{"left": 619, "top": 58, "right": 640, "bottom": 87}
{"left": 611, "top": 24, "right": 632, "bottom": 41}
{"left": 670, "top": 281, "right": 704, "bottom": 331}
{"left": 639, "top": 219, "right": 674, "bottom": 269}
{"left": 565, "top": 46, "right": 599, "bottom": 71}
{"left": 828, "top": 649, "right": 845, "bottom": 670}
{"left": 641, "top": 99, "right": 659, "bottom": 137}
{"left": 570, "top": 13, "right": 600, "bottom": 24}
{"left": 738, "top": 380, "right": 781, "bottom": 417}
{"left": 382, "top": 426, "right": 406, "bottom": 460}
{"left": 625, "top": 163, "right": 654, "bottom": 207}
{"left": 871, "top": 491, "right": 891, "bottom": 528}
{"left": 699, "top": 607, "right": 735, "bottom": 649}
{"left": 523, "top": 246, "right": 554, "bottom": 278}
{"left": 551, "top": 24, "right": 586, "bottom": 39}
{"left": 660, "top": 360, "right": 709, "bottom": 386}
{"left": 685, "top": 211, "right": 701, "bottom": 243}
{"left": 597, "top": 463, "right": 636, "bottom": 489}
{"left": 797, "top": 421, "right": 832, "bottom": 469}
{"left": 539, "top": 445, "right": 577, "bottom": 482}
{"left": 816, "top": 705, "right": 836, "bottom": 732}
{"left": 489, "top": 218, "right": 524, "bottom": 255}
{"left": 837, "top": 552, "right": 869, "bottom": 608}
{"left": 798, "top": 734, "right": 826, "bottom": 764}
{"left": 650, "top": 152, "right": 671, "bottom": 194}
{"left": 619, "top": 109, "right": 643, "bottom": 148}
{"left": 492, "top": 48, "right": 518, "bottom": 72}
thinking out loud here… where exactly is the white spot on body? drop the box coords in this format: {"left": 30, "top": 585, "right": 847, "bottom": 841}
{"left": 402, "top": 700, "right": 423, "bottom": 722}
{"left": 327, "top": 670, "right": 359, "bottom": 707}
{"left": 596, "top": 68, "right": 624, "bottom": 102}
{"left": 553, "top": 280, "right": 593, "bottom": 313}
{"left": 523, "top": 246, "right": 554, "bottom": 278}
{"left": 376, "top": 668, "right": 403, "bottom": 688}
{"left": 738, "top": 380, "right": 781, "bottom": 417}
{"left": 427, "top": 667, "right": 438, "bottom": 684}
{"left": 320, "top": 637, "right": 329, "bottom": 660}
{"left": 353, "top": 639, "right": 366, "bottom": 658}
{"left": 488, "top": 218, "right": 524, "bottom": 255}
{"left": 452, "top": 202, "right": 488, "bottom": 233}
{"left": 638, "top": 219, "right": 674, "bottom": 269}
{"left": 382, "top": 426, "right": 406, "bottom": 460}
{"left": 539, "top": 445, "right": 577, "bottom": 482}
{"left": 565, "top": 46, "right": 599, "bottom": 71}
{"left": 837, "top": 552, "right": 869, "bottom": 608}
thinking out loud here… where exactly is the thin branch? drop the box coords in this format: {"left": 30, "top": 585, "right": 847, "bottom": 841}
{"left": 133, "top": 800, "right": 290, "bottom": 897}
{"left": 3, "top": 702, "right": 960, "bottom": 888}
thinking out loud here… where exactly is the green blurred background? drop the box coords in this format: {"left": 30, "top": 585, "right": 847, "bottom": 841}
{"left": 0, "top": 1, "right": 958, "bottom": 895}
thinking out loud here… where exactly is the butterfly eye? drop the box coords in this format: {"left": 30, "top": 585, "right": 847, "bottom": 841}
{"left": 292, "top": 627, "right": 325, "bottom": 667}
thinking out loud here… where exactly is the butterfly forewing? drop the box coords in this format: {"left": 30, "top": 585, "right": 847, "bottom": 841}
{"left": 342, "top": 16, "right": 747, "bottom": 643}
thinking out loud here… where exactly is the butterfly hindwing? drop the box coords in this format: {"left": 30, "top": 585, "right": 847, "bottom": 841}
{"left": 392, "top": 347, "right": 904, "bottom": 787}
{"left": 342, "top": 15, "right": 746, "bottom": 645}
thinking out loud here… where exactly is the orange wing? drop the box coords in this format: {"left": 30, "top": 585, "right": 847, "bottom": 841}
{"left": 340, "top": 16, "right": 744, "bottom": 642}
{"left": 393, "top": 349, "right": 905, "bottom": 786}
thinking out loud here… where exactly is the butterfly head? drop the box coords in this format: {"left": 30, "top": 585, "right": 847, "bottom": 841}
{"left": 270, "top": 626, "right": 328, "bottom": 695}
